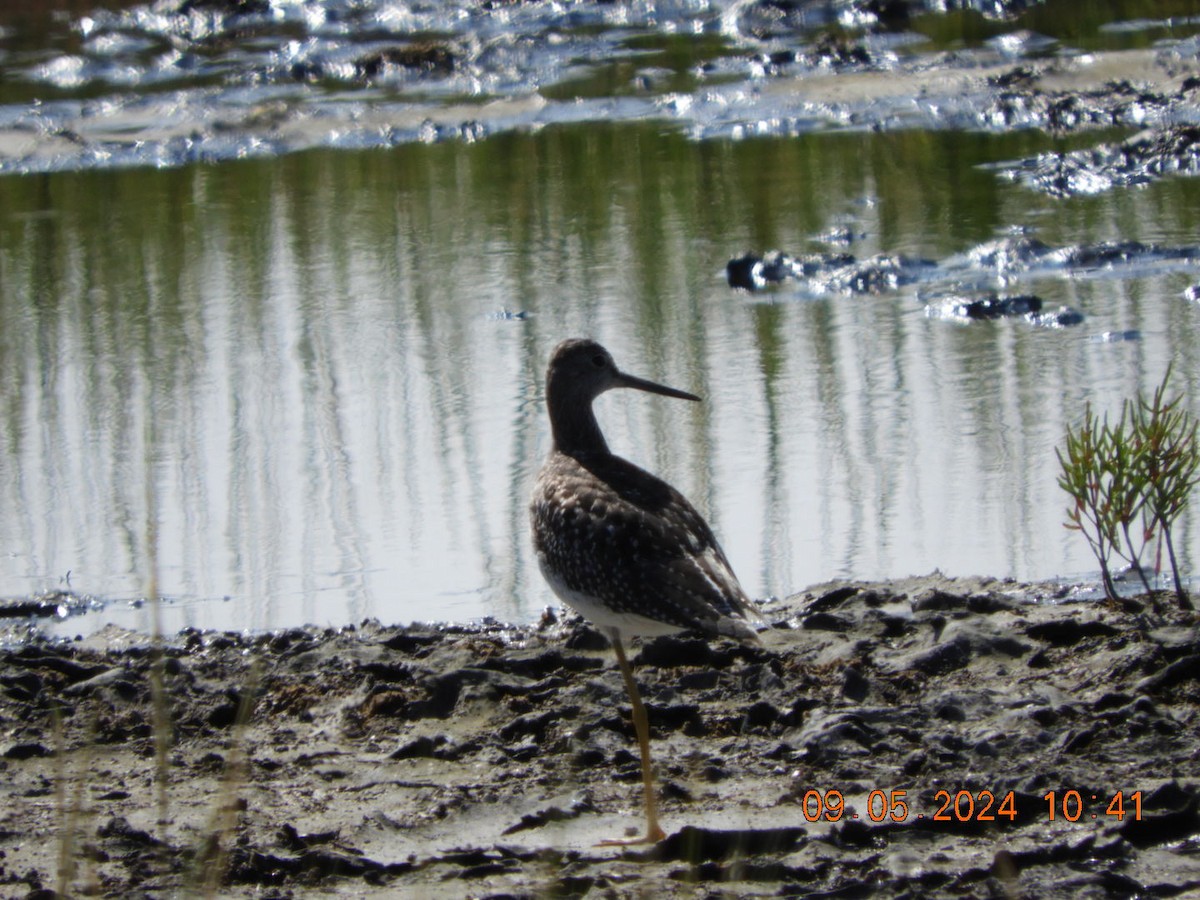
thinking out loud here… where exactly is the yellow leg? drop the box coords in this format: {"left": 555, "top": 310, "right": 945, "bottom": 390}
{"left": 600, "top": 631, "right": 666, "bottom": 845}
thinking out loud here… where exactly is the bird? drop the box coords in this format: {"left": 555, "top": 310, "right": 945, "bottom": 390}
{"left": 529, "top": 338, "right": 759, "bottom": 845}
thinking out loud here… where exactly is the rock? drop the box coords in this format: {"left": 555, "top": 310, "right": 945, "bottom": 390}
{"left": 841, "top": 667, "right": 870, "bottom": 702}
{"left": 381, "top": 630, "right": 441, "bottom": 655}
{"left": 1136, "top": 654, "right": 1200, "bottom": 693}
{"left": 802, "top": 611, "right": 853, "bottom": 632}
{"left": 3, "top": 742, "right": 50, "bottom": 760}
{"left": 390, "top": 734, "right": 451, "bottom": 759}
{"left": 911, "top": 636, "right": 972, "bottom": 675}
{"left": 1120, "top": 797, "right": 1200, "bottom": 848}
{"left": 1025, "top": 619, "right": 1120, "bottom": 646}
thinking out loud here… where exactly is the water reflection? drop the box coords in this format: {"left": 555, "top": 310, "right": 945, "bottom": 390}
{"left": 2, "top": 123, "right": 1200, "bottom": 635}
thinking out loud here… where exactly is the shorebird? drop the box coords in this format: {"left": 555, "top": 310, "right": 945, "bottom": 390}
{"left": 530, "top": 338, "right": 759, "bottom": 845}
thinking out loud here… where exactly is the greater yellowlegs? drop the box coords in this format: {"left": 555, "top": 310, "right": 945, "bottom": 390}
{"left": 530, "top": 338, "right": 759, "bottom": 844}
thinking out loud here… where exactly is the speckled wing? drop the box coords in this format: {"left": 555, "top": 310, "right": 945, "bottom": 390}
{"left": 531, "top": 451, "right": 758, "bottom": 642}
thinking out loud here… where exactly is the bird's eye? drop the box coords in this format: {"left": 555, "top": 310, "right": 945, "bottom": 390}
{"left": 591, "top": 354, "right": 606, "bottom": 368}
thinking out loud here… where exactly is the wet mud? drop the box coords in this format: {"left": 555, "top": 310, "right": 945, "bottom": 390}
{"left": 2, "top": 574, "right": 1198, "bottom": 897}
{"left": 6, "top": 0, "right": 1200, "bottom": 175}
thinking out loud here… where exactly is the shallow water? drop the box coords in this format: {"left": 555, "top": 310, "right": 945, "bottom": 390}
{"left": 4, "top": 1, "right": 1200, "bottom": 635}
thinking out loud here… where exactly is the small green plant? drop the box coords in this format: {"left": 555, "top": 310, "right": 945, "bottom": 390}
{"left": 1135, "top": 369, "right": 1200, "bottom": 606}
{"left": 1057, "top": 403, "right": 1125, "bottom": 601}
{"left": 1057, "top": 365, "right": 1198, "bottom": 611}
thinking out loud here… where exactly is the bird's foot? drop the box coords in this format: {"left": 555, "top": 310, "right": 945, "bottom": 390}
{"left": 596, "top": 824, "right": 666, "bottom": 847}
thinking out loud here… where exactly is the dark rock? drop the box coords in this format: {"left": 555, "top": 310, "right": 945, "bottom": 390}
{"left": 742, "top": 700, "right": 779, "bottom": 728}
{"left": 1144, "top": 781, "right": 1194, "bottom": 811}
{"left": 912, "top": 590, "right": 967, "bottom": 612}
{"left": 912, "top": 637, "right": 972, "bottom": 675}
{"left": 1, "top": 670, "right": 43, "bottom": 701}
{"left": 1029, "top": 706, "right": 1058, "bottom": 726}
{"left": 858, "top": 589, "right": 895, "bottom": 606}
{"left": 390, "top": 734, "right": 445, "bottom": 759}
{"left": 876, "top": 613, "right": 911, "bottom": 637}
{"left": 1136, "top": 653, "right": 1200, "bottom": 693}
{"left": 381, "top": 631, "right": 441, "bottom": 655}
{"left": 98, "top": 816, "right": 168, "bottom": 849}
{"left": 262, "top": 629, "right": 318, "bottom": 656}
{"left": 1092, "top": 692, "right": 1132, "bottom": 711}
{"left": 842, "top": 667, "right": 870, "bottom": 702}
{"left": 570, "top": 746, "right": 606, "bottom": 767}
{"left": 972, "top": 738, "right": 998, "bottom": 756}
{"left": 661, "top": 779, "right": 693, "bottom": 801}
{"left": 1025, "top": 619, "right": 1119, "bottom": 646}
{"left": 695, "top": 763, "right": 726, "bottom": 782}
{"left": 901, "top": 750, "right": 926, "bottom": 775}
{"left": 797, "top": 712, "right": 880, "bottom": 764}
{"left": 1120, "top": 797, "right": 1200, "bottom": 848}
{"left": 831, "top": 818, "right": 878, "bottom": 848}
{"left": 935, "top": 702, "right": 966, "bottom": 722}
{"left": 1061, "top": 727, "right": 1096, "bottom": 753}
{"left": 1027, "top": 648, "right": 1052, "bottom": 668}
{"left": 207, "top": 701, "right": 240, "bottom": 728}
{"left": 4, "top": 742, "right": 50, "bottom": 760}
{"left": 966, "top": 593, "right": 1017, "bottom": 614}
{"left": 802, "top": 611, "right": 853, "bottom": 632}
{"left": 809, "top": 586, "right": 860, "bottom": 610}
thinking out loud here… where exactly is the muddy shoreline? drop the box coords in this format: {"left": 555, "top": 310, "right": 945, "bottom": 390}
{"left": 6, "top": 0, "right": 1200, "bottom": 179}
{"left": 1, "top": 573, "right": 1197, "bottom": 898}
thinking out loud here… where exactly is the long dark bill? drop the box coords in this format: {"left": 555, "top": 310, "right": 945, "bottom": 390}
{"left": 615, "top": 370, "right": 701, "bottom": 403}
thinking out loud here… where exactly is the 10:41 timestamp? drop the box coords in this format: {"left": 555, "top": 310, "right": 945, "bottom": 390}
{"left": 1045, "top": 790, "right": 1142, "bottom": 822}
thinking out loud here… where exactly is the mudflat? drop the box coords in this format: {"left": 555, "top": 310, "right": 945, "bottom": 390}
{"left": 2, "top": 573, "right": 1197, "bottom": 898}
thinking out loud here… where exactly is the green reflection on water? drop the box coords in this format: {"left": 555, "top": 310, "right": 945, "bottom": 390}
{"left": 3, "top": 121, "right": 1200, "bottom": 633}
{"left": 908, "top": 0, "right": 1200, "bottom": 53}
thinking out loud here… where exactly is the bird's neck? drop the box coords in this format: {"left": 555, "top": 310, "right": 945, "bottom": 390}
{"left": 548, "top": 389, "right": 611, "bottom": 457}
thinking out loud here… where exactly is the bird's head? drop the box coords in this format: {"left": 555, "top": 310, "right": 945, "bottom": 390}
{"left": 546, "top": 338, "right": 701, "bottom": 406}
